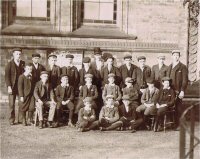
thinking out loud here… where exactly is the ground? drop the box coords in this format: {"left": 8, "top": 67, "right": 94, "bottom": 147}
{"left": 1, "top": 104, "right": 200, "bottom": 159}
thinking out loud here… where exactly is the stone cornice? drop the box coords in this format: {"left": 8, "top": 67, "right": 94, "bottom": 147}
{"left": 0, "top": 35, "right": 178, "bottom": 53}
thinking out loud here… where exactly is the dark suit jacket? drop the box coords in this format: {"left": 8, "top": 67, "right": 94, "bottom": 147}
{"left": 119, "top": 64, "right": 137, "bottom": 87}
{"left": 55, "top": 84, "right": 74, "bottom": 102}
{"left": 118, "top": 104, "right": 136, "bottom": 121}
{"left": 99, "top": 106, "right": 119, "bottom": 123}
{"left": 5, "top": 59, "right": 25, "bottom": 90}
{"left": 79, "top": 67, "right": 97, "bottom": 86}
{"left": 156, "top": 88, "right": 175, "bottom": 108}
{"left": 132, "top": 65, "right": 151, "bottom": 89}
{"left": 34, "top": 81, "right": 54, "bottom": 101}
{"left": 18, "top": 74, "right": 33, "bottom": 97}
{"left": 101, "top": 65, "right": 121, "bottom": 86}
{"left": 61, "top": 66, "right": 79, "bottom": 89}
{"left": 31, "top": 63, "right": 46, "bottom": 85}
{"left": 46, "top": 65, "right": 61, "bottom": 89}
{"left": 79, "top": 85, "right": 98, "bottom": 100}
{"left": 151, "top": 64, "right": 168, "bottom": 88}
{"left": 166, "top": 62, "right": 188, "bottom": 93}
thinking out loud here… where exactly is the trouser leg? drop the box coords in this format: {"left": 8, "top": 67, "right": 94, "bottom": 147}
{"left": 106, "top": 121, "right": 123, "bottom": 130}
{"left": 36, "top": 102, "right": 43, "bottom": 121}
{"left": 88, "top": 121, "right": 100, "bottom": 130}
{"left": 8, "top": 94, "right": 16, "bottom": 122}
{"left": 48, "top": 102, "right": 56, "bottom": 122}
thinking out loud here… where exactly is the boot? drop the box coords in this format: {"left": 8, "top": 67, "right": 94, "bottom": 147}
{"left": 39, "top": 121, "right": 43, "bottom": 129}
{"left": 27, "top": 111, "right": 34, "bottom": 125}
{"left": 22, "top": 112, "right": 27, "bottom": 126}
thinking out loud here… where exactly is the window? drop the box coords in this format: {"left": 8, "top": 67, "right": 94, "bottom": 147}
{"left": 16, "top": 0, "right": 50, "bottom": 20}
{"left": 82, "top": 0, "right": 117, "bottom": 24}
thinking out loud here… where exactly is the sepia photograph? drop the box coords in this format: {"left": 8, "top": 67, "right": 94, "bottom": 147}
{"left": 0, "top": 0, "right": 200, "bottom": 159}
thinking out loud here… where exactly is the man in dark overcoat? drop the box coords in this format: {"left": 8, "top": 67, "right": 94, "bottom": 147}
{"left": 166, "top": 50, "right": 188, "bottom": 130}
{"left": 5, "top": 48, "right": 25, "bottom": 125}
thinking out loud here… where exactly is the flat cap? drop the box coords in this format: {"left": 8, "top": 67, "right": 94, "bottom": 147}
{"left": 48, "top": 53, "right": 57, "bottom": 58}
{"left": 122, "top": 95, "right": 130, "bottom": 100}
{"left": 162, "top": 76, "right": 171, "bottom": 81}
{"left": 172, "top": 50, "right": 181, "bottom": 55}
{"left": 137, "top": 56, "right": 146, "bottom": 61}
{"left": 125, "top": 77, "right": 134, "bottom": 83}
{"left": 60, "top": 74, "right": 68, "bottom": 79}
{"left": 83, "top": 97, "right": 93, "bottom": 103}
{"left": 12, "top": 48, "right": 22, "bottom": 53}
{"left": 102, "top": 53, "right": 114, "bottom": 61}
{"left": 83, "top": 57, "right": 91, "bottom": 63}
{"left": 106, "top": 95, "right": 114, "bottom": 100}
{"left": 108, "top": 73, "right": 115, "bottom": 78}
{"left": 146, "top": 77, "right": 154, "bottom": 84}
{"left": 124, "top": 54, "right": 132, "bottom": 59}
{"left": 85, "top": 73, "right": 93, "bottom": 79}
{"left": 40, "top": 71, "right": 49, "bottom": 76}
{"left": 94, "top": 47, "right": 102, "bottom": 55}
{"left": 66, "top": 54, "right": 74, "bottom": 59}
{"left": 32, "top": 53, "right": 41, "bottom": 58}
{"left": 157, "top": 53, "right": 165, "bottom": 59}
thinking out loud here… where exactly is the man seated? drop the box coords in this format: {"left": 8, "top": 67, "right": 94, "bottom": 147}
{"left": 154, "top": 77, "right": 176, "bottom": 132}
{"left": 102, "top": 73, "right": 122, "bottom": 106}
{"left": 96, "top": 95, "right": 121, "bottom": 131}
{"left": 34, "top": 71, "right": 56, "bottom": 129}
{"left": 76, "top": 97, "right": 98, "bottom": 132}
{"left": 136, "top": 78, "right": 159, "bottom": 130}
{"left": 55, "top": 74, "right": 75, "bottom": 127}
{"left": 122, "top": 77, "right": 140, "bottom": 108}
{"left": 118, "top": 95, "right": 143, "bottom": 133}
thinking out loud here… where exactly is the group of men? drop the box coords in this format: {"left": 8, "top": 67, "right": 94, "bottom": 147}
{"left": 5, "top": 47, "right": 188, "bottom": 132}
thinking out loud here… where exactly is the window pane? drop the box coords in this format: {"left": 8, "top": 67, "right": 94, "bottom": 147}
{"left": 32, "top": 0, "right": 47, "bottom": 17}
{"left": 84, "top": 2, "right": 99, "bottom": 20}
{"left": 99, "top": 3, "right": 113, "bottom": 20}
{"left": 16, "top": 0, "right": 31, "bottom": 17}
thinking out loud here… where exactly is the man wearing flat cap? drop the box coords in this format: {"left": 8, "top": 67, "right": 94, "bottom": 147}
{"left": 102, "top": 73, "right": 122, "bottom": 106}
{"left": 136, "top": 77, "right": 159, "bottom": 130}
{"left": 119, "top": 53, "right": 138, "bottom": 88}
{"left": 101, "top": 54, "right": 121, "bottom": 87}
{"left": 79, "top": 57, "right": 97, "bottom": 87}
{"left": 61, "top": 54, "right": 79, "bottom": 94}
{"left": 132, "top": 56, "right": 151, "bottom": 92}
{"left": 151, "top": 54, "right": 168, "bottom": 89}
{"left": 55, "top": 74, "right": 75, "bottom": 127}
{"left": 46, "top": 53, "right": 61, "bottom": 90}
{"left": 76, "top": 73, "right": 98, "bottom": 114}
{"left": 166, "top": 50, "right": 188, "bottom": 130}
{"left": 153, "top": 77, "right": 176, "bottom": 132}
{"left": 34, "top": 71, "right": 56, "bottom": 129}
{"left": 5, "top": 48, "right": 25, "bottom": 125}
{"left": 31, "top": 52, "right": 46, "bottom": 87}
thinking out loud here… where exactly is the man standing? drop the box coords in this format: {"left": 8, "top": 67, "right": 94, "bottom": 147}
{"left": 167, "top": 50, "right": 188, "bottom": 130}
{"left": 31, "top": 53, "right": 46, "bottom": 87}
{"left": 46, "top": 53, "right": 61, "bottom": 90}
{"left": 119, "top": 54, "right": 137, "bottom": 88}
{"left": 132, "top": 56, "right": 151, "bottom": 93}
{"left": 5, "top": 48, "right": 25, "bottom": 125}
{"left": 151, "top": 54, "right": 168, "bottom": 89}
{"left": 61, "top": 54, "right": 79, "bottom": 94}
